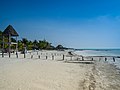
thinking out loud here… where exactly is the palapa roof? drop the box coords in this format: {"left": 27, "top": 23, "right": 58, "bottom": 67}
{"left": 3, "top": 25, "right": 19, "bottom": 36}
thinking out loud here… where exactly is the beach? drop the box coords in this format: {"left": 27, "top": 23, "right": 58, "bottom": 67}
{"left": 0, "top": 50, "right": 120, "bottom": 90}
{"left": 1, "top": 0, "right": 120, "bottom": 90}
{"left": 94, "top": 61, "right": 120, "bottom": 90}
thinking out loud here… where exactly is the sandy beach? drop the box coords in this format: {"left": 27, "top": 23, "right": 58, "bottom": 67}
{"left": 1, "top": 0, "right": 120, "bottom": 89}
{"left": 0, "top": 51, "right": 120, "bottom": 90}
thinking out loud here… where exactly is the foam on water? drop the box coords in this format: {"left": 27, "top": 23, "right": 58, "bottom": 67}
{"left": 75, "top": 49, "right": 120, "bottom": 56}
{"left": 75, "top": 49, "right": 120, "bottom": 68}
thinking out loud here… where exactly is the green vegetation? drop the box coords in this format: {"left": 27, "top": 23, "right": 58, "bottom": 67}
{"left": 17, "top": 38, "right": 55, "bottom": 51}
{"left": 0, "top": 30, "right": 66, "bottom": 51}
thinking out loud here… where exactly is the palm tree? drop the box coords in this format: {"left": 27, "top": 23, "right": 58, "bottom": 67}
{"left": 33, "top": 40, "right": 38, "bottom": 46}
{"left": 22, "top": 38, "right": 28, "bottom": 47}
{"left": 17, "top": 40, "right": 23, "bottom": 51}
{"left": 32, "top": 40, "right": 38, "bottom": 50}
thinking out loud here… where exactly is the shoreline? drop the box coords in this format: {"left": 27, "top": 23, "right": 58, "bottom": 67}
{"left": 0, "top": 50, "right": 120, "bottom": 90}
{"left": 93, "top": 61, "right": 120, "bottom": 90}
{"left": 80, "top": 60, "right": 120, "bottom": 90}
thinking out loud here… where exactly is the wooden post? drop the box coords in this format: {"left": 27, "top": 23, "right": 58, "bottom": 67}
{"left": 82, "top": 56, "right": 84, "bottom": 61}
{"left": 2, "top": 49, "right": 4, "bottom": 57}
{"left": 24, "top": 46, "right": 27, "bottom": 58}
{"left": 38, "top": 55, "right": 40, "bottom": 59}
{"left": 63, "top": 55, "right": 64, "bottom": 60}
{"left": 2, "top": 35, "right": 4, "bottom": 57}
{"left": 16, "top": 36, "right": 18, "bottom": 58}
{"left": 24, "top": 52, "right": 26, "bottom": 58}
{"left": 31, "top": 55, "right": 33, "bottom": 59}
{"left": 16, "top": 52, "right": 18, "bottom": 58}
{"left": 8, "top": 34, "right": 11, "bottom": 58}
{"left": 92, "top": 58, "right": 93, "bottom": 61}
{"left": 46, "top": 56, "right": 48, "bottom": 59}
{"left": 105, "top": 57, "right": 107, "bottom": 61}
{"left": 52, "top": 55, "right": 54, "bottom": 60}
{"left": 113, "top": 57, "right": 115, "bottom": 62}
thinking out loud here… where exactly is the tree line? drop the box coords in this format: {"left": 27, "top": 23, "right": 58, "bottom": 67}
{"left": 0, "top": 30, "right": 66, "bottom": 51}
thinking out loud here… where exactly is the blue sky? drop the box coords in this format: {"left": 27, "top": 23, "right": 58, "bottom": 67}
{"left": 0, "top": 0, "right": 120, "bottom": 49}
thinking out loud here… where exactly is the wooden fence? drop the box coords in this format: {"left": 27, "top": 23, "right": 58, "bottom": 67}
{"left": 0, "top": 51, "right": 120, "bottom": 63}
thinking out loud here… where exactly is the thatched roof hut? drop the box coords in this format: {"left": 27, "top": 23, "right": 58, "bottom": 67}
{"left": 2, "top": 25, "right": 19, "bottom": 58}
{"left": 3, "top": 25, "right": 19, "bottom": 36}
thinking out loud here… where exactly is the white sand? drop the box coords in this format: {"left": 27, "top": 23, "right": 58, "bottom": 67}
{"left": 0, "top": 51, "right": 120, "bottom": 90}
{"left": 0, "top": 52, "right": 93, "bottom": 90}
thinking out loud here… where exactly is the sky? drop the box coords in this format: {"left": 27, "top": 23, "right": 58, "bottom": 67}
{"left": 0, "top": 0, "right": 120, "bottom": 49}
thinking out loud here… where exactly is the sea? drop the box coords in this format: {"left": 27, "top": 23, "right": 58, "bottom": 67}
{"left": 74, "top": 49, "right": 120, "bottom": 68}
